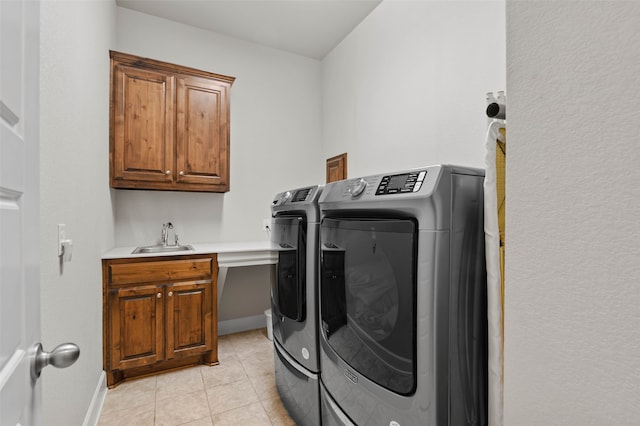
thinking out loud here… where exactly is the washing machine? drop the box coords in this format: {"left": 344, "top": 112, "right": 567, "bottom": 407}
{"left": 318, "top": 165, "right": 488, "bottom": 426}
{"left": 270, "top": 184, "right": 323, "bottom": 426}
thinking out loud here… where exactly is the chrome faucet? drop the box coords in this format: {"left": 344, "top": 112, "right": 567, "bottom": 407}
{"left": 161, "top": 222, "right": 174, "bottom": 247}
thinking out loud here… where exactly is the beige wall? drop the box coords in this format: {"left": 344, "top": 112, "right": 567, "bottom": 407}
{"left": 505, "top": 2, "right": 640, "bottom": 423}
{"left": 112, "top": 8, "right": 325, "bottom": 332}
{"left": 39, "top": 0, "right": 116, "bottom": 424}
{"left": 113, "top": 7, "right": 324, "bottom": 247}
{"left": 322, "top": 0, "right": 506, "bottom": 177}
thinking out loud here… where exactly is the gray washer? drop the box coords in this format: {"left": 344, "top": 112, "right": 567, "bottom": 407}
{"left": 318, "top": 165, "right": 488, "bottom": 426}
{"left": 270, "top": 184, "right": 323, "bottom": 426}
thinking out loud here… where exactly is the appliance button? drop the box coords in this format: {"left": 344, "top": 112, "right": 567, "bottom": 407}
{"left": 413, "top": 181, "right": 422, "bottom": 192}
{"left": 417, "top": 171, "right": 426, "bottom": 181}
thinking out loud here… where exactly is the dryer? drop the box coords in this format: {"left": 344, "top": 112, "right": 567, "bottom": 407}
{"left": 270, "top": 184, "right": 323, "bottom": 426}
{"left": 318, "top": 165, "right": 488, "bottom": 426}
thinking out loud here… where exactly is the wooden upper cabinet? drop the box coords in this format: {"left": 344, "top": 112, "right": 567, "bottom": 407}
{"left": 110, "top": 51, "right": 234, "bottom": 192}
{"left": 176, "top": 75, "right": 229, "bottom": 188}
{"left": 112, "top": 65, "right": 175, "bottom": 184}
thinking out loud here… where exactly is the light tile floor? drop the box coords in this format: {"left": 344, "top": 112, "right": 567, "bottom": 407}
{"left": 98, "top": 329, "right": 295, "bottom": 426}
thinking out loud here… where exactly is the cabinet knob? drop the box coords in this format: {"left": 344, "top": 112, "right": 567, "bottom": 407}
{"left": 165, "top": 170, "right": 171, "bottom": 175}
{"left": 157, "top": 292, "right": 162, "bottom": 298}
{"left": 168, "top": 291, "right": 173, "bottom": 297}
{"left": 179, "top": 171, "right": 185, "bottom": 176}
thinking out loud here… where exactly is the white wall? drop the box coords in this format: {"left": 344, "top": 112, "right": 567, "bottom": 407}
{"left": 113, "top": 7, "right": 324, "bottom": 329}
{"left": 39, "top": 0, "right": 116, "bottom": 424}
{"left": 114, "top": 7, "right": 323, "bottom": 247}
{"left": 506, "top": 2, "right": 640, "bottom": 424}
{"left": 322, "top": 0, "right": 506, "bottom": 177}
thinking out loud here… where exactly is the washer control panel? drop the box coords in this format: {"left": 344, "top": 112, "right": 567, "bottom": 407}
{"left": 376, "top": 170, "right": 427, "bottom": 195}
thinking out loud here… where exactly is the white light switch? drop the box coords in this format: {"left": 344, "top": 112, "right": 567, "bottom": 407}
{"left": 61, "top": 240, "right": 73, "bottom": 262}
{"left": 58, "top": 224, "right": 73, "bottom": 261}
{"left": 58, "top": 224, "right": 66, "bottom": 256}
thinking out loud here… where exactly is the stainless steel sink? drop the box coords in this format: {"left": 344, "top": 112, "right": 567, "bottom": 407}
{"left": 132, "top": 244, "right": 194, "bottom": 254}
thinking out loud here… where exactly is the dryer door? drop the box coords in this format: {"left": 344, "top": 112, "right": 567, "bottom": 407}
{"left": 272, "top": 214, "right": 307, "bottom": 322}
{"left": 320, "top": 217, "right": 417, "bottom": 395}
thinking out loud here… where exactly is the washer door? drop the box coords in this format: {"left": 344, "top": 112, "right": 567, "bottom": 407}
{"left": 320, "top": 217, "right": 417, "bottom": 396}
{"left": 272, "top": 214, "right": 307, "bottom": 322}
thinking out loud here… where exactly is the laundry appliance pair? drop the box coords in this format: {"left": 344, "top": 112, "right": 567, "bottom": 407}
{"left": 270, "top": 164, "right": 488, "bottom": 426}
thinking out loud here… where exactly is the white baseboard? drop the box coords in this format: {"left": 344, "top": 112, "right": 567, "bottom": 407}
{"left": 219, "top": 314, "right": 267, "bottom": 336}
{"left": 82, "top": 370, "right": 107, "bottom": 426}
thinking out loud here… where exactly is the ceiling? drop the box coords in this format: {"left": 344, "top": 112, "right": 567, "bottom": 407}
{"left": 115, "top": 0, "right": 382, "bottom": 60}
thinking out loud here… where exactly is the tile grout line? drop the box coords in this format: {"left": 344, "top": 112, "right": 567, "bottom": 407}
{"left": 199, "top": 366, "right": 214, "bottom": 425}
{"left": 241, "top": 352, "right": 275, "bottom": 425}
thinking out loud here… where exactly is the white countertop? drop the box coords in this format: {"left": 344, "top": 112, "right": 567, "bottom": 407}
{"left": 102, "top": 240, "right": 279, "bottom": 318}
{"left": 102, "top": 240, "right": 278, "bottom": 261}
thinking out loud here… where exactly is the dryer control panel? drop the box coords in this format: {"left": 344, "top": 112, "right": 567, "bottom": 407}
{"left": 376, "top": 170, "right": 427, "bottom": 195}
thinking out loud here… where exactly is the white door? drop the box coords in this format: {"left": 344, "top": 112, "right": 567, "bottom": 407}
{"left": 1, "top": 1, "right": 42, "bottom": 424}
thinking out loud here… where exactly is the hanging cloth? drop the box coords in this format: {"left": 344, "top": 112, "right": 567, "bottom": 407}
{"left": 484, "top": 119, "right": 505, "bottom": 426}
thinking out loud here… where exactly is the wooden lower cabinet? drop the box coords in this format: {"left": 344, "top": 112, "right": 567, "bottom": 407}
{"left": 103, "top": 254, "right": 218, "bottom": 387}
{"left": 108, "top": 284, "right": 164, "bottom": 371}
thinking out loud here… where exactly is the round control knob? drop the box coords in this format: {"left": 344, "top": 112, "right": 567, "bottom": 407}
{"left": 349, "top": 178, "right": 367, "bottom": 198}
{"left": 277, "top": 191, "right": 292, "bottom": 206}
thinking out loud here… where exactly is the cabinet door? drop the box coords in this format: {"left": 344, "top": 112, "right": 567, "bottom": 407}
{"left": 109, "top": 284, "right": 164, "bottom": 370}
{"left": 175, "top": 75, "right": 230, "bottom": 191}
{"left": 112, "top": 64, "right": 175, "bottom": 185}
{"left": 166, "top": 281, "right": 213, "bottom": 359}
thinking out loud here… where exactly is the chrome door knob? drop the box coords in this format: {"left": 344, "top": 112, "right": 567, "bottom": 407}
{"left": 31, "top": 342, "right": 80, "bottom": 380}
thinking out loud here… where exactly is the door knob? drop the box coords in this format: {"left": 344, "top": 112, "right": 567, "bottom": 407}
{"left": 31, "top": 342, "right": 80, "bottom": 380}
